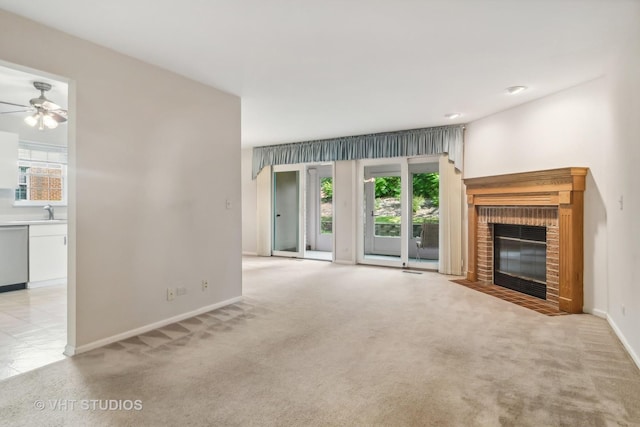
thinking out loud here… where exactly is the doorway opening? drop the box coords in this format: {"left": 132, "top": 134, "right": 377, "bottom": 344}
{"left": 272, "top": 169, "right": 301, "bottom": 255}
{"left": 0, "top": 61, "right": 71, "bottom": 380}
{"left": 270, "top": 164, "right": 334, "bottom": 261}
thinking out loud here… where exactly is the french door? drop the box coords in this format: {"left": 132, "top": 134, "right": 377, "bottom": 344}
{"left": 306, "top": 165, "right": 333, "bottom": 254}
{"left": 272, "top": 165, "right": 304, "bottom": 258}
{"left": 357, "top": 157, "right": 439, "bottom": 269}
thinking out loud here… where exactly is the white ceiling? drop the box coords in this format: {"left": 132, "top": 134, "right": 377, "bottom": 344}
{"left": 0, "top": 0, "right": 637, "bottom": 147}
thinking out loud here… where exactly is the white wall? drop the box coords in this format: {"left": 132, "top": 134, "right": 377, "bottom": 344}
{"left": 465, "top": 14, "right": 640, "bottom": 366}
{"left": 334, "top": 160, "right": 356, "bottom": 263}
{"left": 241, "top": 147, "right": 257, "bottom": 254}
{"left": 0, "top": 11, "right": 242, "bottom": 349}
{"left": 605, "top": 20, "right": 640, "bottom": 366}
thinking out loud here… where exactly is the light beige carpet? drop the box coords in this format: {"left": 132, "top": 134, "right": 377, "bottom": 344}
{"left": 1, "top": 256, "right": 639, "bottom": 426}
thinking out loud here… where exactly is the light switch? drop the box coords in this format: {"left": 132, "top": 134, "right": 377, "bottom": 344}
{"left": 226, "top": 199, "right": 232, "bottom": 210}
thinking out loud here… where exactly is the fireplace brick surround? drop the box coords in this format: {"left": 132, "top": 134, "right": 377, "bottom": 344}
{"left": 464, "top": 168, "right": 588, "bottom": 313}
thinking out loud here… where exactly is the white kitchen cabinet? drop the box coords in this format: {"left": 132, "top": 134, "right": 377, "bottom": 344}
{"left": 0, "top": 131, "right": 18, "bottom": 189}
{"left": 29, "top": 224, "right": 68, "bottom": 283}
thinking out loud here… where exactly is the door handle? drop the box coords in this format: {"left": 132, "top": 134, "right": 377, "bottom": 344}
{"left": 64, "top": 236, "right": 67, "bottom": 245}
{"left": 276, "top": 214, "right": 281, "bottom": 217}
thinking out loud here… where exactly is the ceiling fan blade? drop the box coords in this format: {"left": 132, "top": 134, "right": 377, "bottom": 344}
{"left": 49, "top": 110, "right": 68, "bottom": 123}
{"left": 0, "top": 100, "right": 31, "bottom": 108}
{"left": 0, "top": 109, "right": 33, "bottom": 115}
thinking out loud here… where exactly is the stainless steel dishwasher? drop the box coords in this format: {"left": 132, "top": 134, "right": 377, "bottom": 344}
{"left": 0, "top": 225, "right": 28, "bottom": 292}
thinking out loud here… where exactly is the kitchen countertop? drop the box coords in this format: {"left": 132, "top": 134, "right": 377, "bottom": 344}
{"left": 0, "top": 220, "right": 68, "bottom": 227}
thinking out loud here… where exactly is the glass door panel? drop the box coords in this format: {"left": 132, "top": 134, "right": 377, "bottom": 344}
{"left": 408, "top": 163, "right": 439, "bottom": 267}
{"left": 317, "top": 175, "right": 333, "bottom": 251}
{"left": 304, "top": 165, "right": 333, "bottom": 261}
{"left": 363, "top": 165, "right": 401, "bottom": 260}
{"left": 273, "top": 170, "right": 300, "bottom": 253}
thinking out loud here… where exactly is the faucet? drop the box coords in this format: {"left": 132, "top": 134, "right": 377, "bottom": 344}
{"left": 43, "top": 204, "right": 54, "bottom": 220}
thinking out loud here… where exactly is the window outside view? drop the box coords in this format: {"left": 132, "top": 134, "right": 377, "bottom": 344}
{"left": 16, "top": 163, "right": 64, "bottom": 202}
{"left": 372, "top": 173, "right": 439, "bottom": 237}
{"left": 15, "top": 142, "right": 67, "bottom": 204}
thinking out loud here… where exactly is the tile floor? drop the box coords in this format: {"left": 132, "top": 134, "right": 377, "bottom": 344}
{"left": 362, "top": 254, "right": 439, "bottom": 270}
{"left": 0, "top": 284, "right": 67, "bottom": 381}
{"left": 304, "top": 250, "right": 332, "bottom": 261}
{"left": 451, "top": 279, "right": 568, "bottom": 316}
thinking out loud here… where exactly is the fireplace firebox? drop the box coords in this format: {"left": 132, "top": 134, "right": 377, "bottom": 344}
{"left": 493, "top": 224, "right": 547, "bottom": 299}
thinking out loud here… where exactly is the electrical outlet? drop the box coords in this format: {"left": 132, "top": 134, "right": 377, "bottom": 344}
{"left": 201, "top": 280, "right": 209, "bottom": 291}
{"left": 176, "top": 287, "right": 187, "bottom": 296}
{"left": 225, "top": 199, "right": 232, "bottom": 210}
{"left": 167, "top": 288, "right": 175, "bottom": 301}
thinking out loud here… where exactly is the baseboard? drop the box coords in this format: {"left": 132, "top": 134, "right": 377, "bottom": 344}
{"left": 242, "top": 251, "right": 258, "bottom": 256}
{"left": 584, "top": 308, "right": 607, "bottom": 319}
{"left": 64, "top": 344, "right": 76, "bottom": 357}
{"left": 606, "top": 314, "right": 640, "bottom": 371}
{"left": 333, "top": 259, "right": 355, "bottom": 265}
{"left": 73, "top": 296, "right": 243, "bottom": 355}
{"left": 28, "top": 278, "right": 66, "bottom": 289}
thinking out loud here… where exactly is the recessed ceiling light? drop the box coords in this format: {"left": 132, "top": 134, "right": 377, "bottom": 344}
{"left": 445, "top": 113, "right": 461, "bottom": 119}
{"left": 506, "top": 86, "right": 528, "bottom": 95}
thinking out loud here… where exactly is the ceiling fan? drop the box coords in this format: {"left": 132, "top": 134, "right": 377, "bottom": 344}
{"left": 0, "top": 81, "right": 68, "bottom": 130}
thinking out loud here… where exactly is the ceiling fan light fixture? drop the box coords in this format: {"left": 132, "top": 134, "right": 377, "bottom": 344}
{"left": 43, "top": 114, "right": 58, "bottom": 129}
{"left": 3, "top": 81, "right": 67, "bottom": 131}
{"left": 25, "top": 109, "right": 59, "bottom": 131}
{"left": 506, "top": 85, "right": 528, "bottom": 95}
{"left": 24, "top": 113, "right": 38, "bottom": 127}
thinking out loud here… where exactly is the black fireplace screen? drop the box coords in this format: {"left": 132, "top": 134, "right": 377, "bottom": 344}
{"left": 493, "top": 224, "right": 547, "bottom": 299}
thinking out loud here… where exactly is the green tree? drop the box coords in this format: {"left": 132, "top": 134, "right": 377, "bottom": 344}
{"left": 374, "top": 177, "right": 401, "bottom": 198}
{"left": 372, "top": 174, "right": 439, "bottom": 207}
{"left": 320, "top": 177, "right": 333, "bottom": 202}
{"left": 413, "top": 173, "right": 439, "bottom": 207}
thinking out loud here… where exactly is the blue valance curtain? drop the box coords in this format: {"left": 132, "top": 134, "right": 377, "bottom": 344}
{"left": 251, "top": 125, "right": 464, "bottom": 179}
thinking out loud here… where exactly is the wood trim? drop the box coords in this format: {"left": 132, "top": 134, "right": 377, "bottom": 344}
{"left": 472, "top": 194, "right": 559, "bottom": 206}
{"left": 467, "top": 205, "right": 478, "bottom": 282}
{"left": 465, "top": 167, "right": 588, "bottom": 193}
{"left": 464, "top": 167, "right": 588, "bottom": 313}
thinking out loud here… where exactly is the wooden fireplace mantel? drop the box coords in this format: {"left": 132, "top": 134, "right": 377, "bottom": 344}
{"left": 464, "top": 167, "right": 588, "bottom": 313}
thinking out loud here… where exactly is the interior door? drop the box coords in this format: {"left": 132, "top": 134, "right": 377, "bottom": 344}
{"left": 273, "top": 169, "right": 302, "bottom": 256}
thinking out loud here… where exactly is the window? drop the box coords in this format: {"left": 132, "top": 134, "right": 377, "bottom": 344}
{"left": 15, "top": 141, "right": 67, "bottom": 206}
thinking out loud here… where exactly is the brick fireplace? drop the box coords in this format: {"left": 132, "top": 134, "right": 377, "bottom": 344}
{"left": 464, "top": 168, "right": 588, "bottom": 313}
